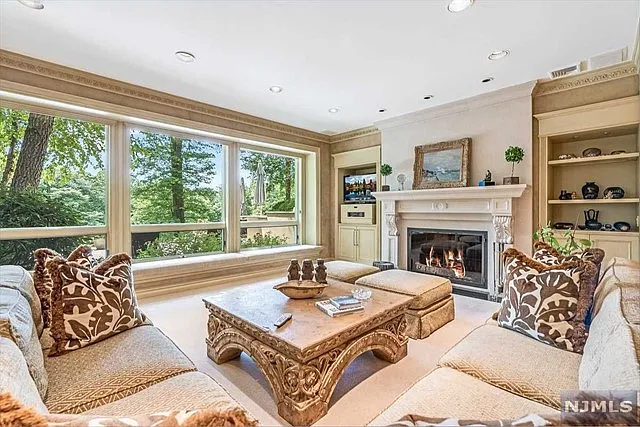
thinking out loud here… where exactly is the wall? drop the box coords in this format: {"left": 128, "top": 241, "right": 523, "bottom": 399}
{"left": 330, "top": 127, "right": 381, "bottom": 154}
{"left": 376, "top": 82, "right": 536, "bottom": 253}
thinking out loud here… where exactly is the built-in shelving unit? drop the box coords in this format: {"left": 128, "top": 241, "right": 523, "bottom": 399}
{"left": 535, "top": 96, "right": 640, "bottom": 262}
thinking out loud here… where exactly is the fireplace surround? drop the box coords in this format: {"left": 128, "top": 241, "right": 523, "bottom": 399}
{"left": 372, "top": 184, "right": 527, "bottom": 300}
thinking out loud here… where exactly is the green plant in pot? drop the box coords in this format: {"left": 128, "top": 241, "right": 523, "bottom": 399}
{"left": 504, "top": 146, "right": 524, "bottom": 185}
{"left": 534, "top": 222, "right": 592, "bottom": 255}
{"left": 380, "top": 164, "right": 393, "bottom": 191}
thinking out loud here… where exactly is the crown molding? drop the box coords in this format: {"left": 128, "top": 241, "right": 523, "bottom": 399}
{"left": 533, "top": 61, "right": 638, "bottom": 97}
{"left": 374, "top": 81, "right": 536, "bottom": 131}
{"left": 0, "top": 49, "right": 331, "bottom": 145}
{"left": 327, "top": 126, "right": 380, "bottom": 143}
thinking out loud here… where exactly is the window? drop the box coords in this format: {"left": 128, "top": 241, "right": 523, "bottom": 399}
{"left": 0, "top": 107, "right": 108, "bottom": 268}
{"left": 239, "top": 148, "right": 299, "bottom": 249}
{"left": 129, "top": 128, "right": 225, "bottom": 259}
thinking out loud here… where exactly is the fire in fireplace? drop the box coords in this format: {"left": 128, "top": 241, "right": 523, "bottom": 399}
{"left": 408, "top": 228, "right": 487, "bottom": 292}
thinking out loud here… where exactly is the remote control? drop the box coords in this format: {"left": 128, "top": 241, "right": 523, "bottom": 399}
{"left": 274, "top": 313, "right": 292, "bottom": 328}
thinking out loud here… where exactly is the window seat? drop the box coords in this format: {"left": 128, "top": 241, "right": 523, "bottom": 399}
{"left": 133, "top": 245, "right": 323, "bottom": 297}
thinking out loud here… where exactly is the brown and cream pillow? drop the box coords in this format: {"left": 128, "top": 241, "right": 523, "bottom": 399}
{"left": 33, "top": 246, "right": 96, "bottom": 328}
{"left": 497, "top": 248, "right": 597, "bottom": 353}
{"left": 45, "top": 253, "right": 148, "bottom": 356}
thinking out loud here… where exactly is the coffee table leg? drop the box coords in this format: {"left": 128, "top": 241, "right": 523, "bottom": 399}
{"left": 206, "top": 313, "right": 248, "bottom": 364}
{"left": 372, "top": 342, "right": 408, "bottom": 362}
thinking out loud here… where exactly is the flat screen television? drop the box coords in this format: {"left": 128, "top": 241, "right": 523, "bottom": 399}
{"left": 344, "top": 173, "right": 377, "bottom": 203}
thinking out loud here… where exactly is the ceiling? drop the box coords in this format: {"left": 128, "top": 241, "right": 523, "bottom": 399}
{"left": 1, "top": 1, "right": 638, "bottom": 135}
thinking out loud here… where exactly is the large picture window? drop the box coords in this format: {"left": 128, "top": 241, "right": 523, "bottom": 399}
{"left": 0, "top": 107, "right": 108, "bottom": 268}
{"left": 129, "top": 128, "right": 225, "bottom": 260}
{"left": 239, "top": 148, "right": 299, "bottom": 250}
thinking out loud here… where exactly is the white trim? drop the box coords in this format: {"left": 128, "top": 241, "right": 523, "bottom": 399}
{"left": 131, "top": 223, "right": 225, "bottom": 233}
{"left": 240, "top": 220, "right": 298, "bottom": 228}
{"left": 372, "top": 184, "right": 527, "bottom": 201}
{"left": 0, "top": 226, "right": 107, "bottom": 240}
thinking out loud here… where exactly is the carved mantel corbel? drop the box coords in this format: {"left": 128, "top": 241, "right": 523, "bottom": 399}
{"left": 492, "top": 215, "right": 513, "bottom": 244}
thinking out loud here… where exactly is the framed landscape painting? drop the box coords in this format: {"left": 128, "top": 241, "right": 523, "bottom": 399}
{"left": 412, "top": 138, "right": 471, "bottom": 189}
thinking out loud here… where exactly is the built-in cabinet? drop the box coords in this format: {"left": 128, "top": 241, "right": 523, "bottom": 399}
{"left": 535, "top": 96, "right": 640, "bottom": 263}
{"left": 337, "top": 224, "right": 377, "bottom": 265}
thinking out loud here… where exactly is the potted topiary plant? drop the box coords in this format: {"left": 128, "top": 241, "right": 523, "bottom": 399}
{"left": 380, "top": 164, "right": 392, "bottom": 191}
{"left": 503, "top": 146, "right": 524, "bottom": 185}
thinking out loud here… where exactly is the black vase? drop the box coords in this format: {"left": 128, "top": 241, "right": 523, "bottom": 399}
{"left": 582, "top": 182, "right": 599, "bottom": 199}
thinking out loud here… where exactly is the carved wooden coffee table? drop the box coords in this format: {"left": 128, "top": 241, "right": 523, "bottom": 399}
{"left": 203, "top": 278, "right": 411, "bottom": 425}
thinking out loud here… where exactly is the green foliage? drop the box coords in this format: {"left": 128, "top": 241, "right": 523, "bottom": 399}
{"left": 240, "top": 150, "right": 295, "bottom": 213}
{"left": 380, "top": 164, "right": 393, "bottom": 176}
{"left": 241, "top": 231, "right": 288, "bottom": 249}
{"left": 504, "top": 146, "right": 525, "bottom": 163}
{"left": 534, "top": 223, "right": 592, "bottom": 255}
{"left": 0, "top": 188, "right": 86, "bottom": 268}
{"left": 136, "top": 231, "right": 223, "bottom": 259}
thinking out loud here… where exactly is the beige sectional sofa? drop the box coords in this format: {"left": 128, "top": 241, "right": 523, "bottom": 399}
{"left": 0, "top": 265, "right": 255, "bottom": 421}
{"left": 370, "top": 257, "right": 640, "bottom": 425}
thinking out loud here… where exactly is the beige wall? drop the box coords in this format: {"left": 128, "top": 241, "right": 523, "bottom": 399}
{"left": 377, "top": 83, "right": 536, "bottom": 253}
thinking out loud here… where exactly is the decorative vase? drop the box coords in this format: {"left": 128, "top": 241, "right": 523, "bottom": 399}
{"left": 559, "top": 190, "right": 571, "bottom": 200}
{"left": 581, "top": 182, "right": 599, "bottom": 199}
{"left": 584, "top": 209, "right": 601, "bottom": 230}
{"left": 582, "top": 147, "right": 601, "bottom": 157}
{"left": 603, "top": 186, "right": 625, "bottom": 199}
{"left": 503, "top": 176, "right": 519, "bottom": 185}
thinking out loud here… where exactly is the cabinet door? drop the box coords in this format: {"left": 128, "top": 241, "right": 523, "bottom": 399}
{"left": 337, "top": 225, "right": 357, "bottom": 261}
{"left": 589, "top": 234, "right": 639, "bottom": 263}
{"left": 356, "top": 226, "right": 377, "bottom": 265}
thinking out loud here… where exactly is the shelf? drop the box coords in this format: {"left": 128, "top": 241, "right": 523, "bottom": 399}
{"left": 548, "top": 152, "right": 639, "bottom": 166}
{"left": 551, "top": 230, "right": 639, "bottom": 237}
{"left": 548, "top": 199, "right": 639, "bottom": 205}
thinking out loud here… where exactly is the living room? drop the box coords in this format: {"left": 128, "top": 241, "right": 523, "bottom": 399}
{"left": 0, "top": 0, "right": 639, "bottom": 426}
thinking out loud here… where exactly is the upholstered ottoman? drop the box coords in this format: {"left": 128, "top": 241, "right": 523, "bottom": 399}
{"left": 325, "top": 260, "right": 379, "bottom": 284}
{"left": 355, "top": 270, "right": 454, "bottom": 339}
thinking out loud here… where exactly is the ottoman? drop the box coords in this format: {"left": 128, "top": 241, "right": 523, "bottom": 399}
{"left": 355, "top": 269, "right": 455, "bottom": 339}
{"left": 325, "top": 260, "right": 379, "bottom": 284}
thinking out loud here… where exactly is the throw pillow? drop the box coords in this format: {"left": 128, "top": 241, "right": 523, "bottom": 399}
{"left": 533, "top": 241, "right": 605, "bottom": 329}
{"left": 497, "top": 248, "right": 597, "bottom": 353}
{"left": 45, "top": 253, "right": 148, "bottom": 356}
{"left": 0, "top": 393, "right": 47, "bottom": 427}
{"left": 33, "top": 245, "right": 96, "bottom": 329}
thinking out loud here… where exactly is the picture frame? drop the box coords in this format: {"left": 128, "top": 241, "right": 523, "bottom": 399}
{"left": 412, "top": 138, "right": 471, "bottom": 189}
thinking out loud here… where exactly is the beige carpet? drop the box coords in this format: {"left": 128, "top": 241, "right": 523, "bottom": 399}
{"left": 139, "top": 275, "right": 499, "bottom": 426}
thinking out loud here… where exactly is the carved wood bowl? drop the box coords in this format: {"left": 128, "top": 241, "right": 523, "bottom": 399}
{"left": 273, "top": 280, "right": 328, "bottom": 299}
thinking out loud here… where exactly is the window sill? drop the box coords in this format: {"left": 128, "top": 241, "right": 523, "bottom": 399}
{"left": 133, "top": 245, "right": 323, "bottom": 296}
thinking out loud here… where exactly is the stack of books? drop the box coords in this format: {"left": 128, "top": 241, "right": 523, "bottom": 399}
{"left": 316, "top": 295, "right": 364, "bottom": 317}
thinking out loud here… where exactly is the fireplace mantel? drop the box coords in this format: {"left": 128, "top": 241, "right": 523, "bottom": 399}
{"left": 371, "top": 184, "right": 527, "bottom": 202}
{"left": 373, "top": 184, "right": 528, "bottom": 300}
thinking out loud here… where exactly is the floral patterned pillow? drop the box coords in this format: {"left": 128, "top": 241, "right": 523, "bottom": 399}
{"left": 33, "top": 246, "right": 96, "bottom": 328}
{"left": 497, "top": 248, "right": 597, "bottom": 353}
{"left": 45, "top": 253, "right": 149, "bottom": 356}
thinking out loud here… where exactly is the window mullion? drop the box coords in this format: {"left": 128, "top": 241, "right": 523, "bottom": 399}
{"left": 227, "top": 142, "right": 241, "bottom": 252}
{"left": 106, "top": 122, "right": 131, "bottom": 255}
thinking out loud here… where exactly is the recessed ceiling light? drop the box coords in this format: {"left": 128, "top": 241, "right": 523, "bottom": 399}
{"left": 423, "top": 95, "right": 434, "bottom": 100}
{"left": 488, "top": 50, "right": 510, "bottom": 61}
{"left": 175, "top": 51, "right": 196, "bottom": 63}
{"left": 17, "top": 0, "right": 44, "bottom": 9}
{"left": 481, "top": 77, "right": 494, "bottom": 83}
{"left": 328, "top": 107, "right": 340, "bottom": 113}
{"left": 447, "top": 0, "right": 474, "bottom": 13}
{"left": 269, "top": 86, "right": 283, "bottom": 93}
{"left": 378, "top": 108, "right": 387, "bottom": 113}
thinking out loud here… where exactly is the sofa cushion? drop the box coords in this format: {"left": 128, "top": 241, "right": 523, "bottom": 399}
{"left": 81, "top": 372, "right": 249, "bottom": 417}
{"left": 0, "top": 338, "right": 48, "bottom": 414}
{"left": 46, "top": 254, "right": 148, "bottom": 355}
{"left": 33, "top": 246, "right": 95, "bottom": 329}
{"left": 0, "top": 288, "right": 48, "bottom": 399}
{"left": 44, "top": 325, "right": 196, "bottom": 414}
{"left": 497, "top": 248, "right": 597, "bottom": 353}
{"left": 438, "top": 324, "right": 581, "bottom": 409}
{"left": 325, "top": 261, "right": 379, "bottom": 283}
{"left": 355, "top": 270, "right": 451, "bottom": 309}
{"left": 0, "top": 265, "right": 43, "bottom": 337}
{"left": 593, "top": 257, "right": 640, "bottom": 317}
{"left": 368, "top": 367, "right": 554, "bottom": 426}
{"left": 579, "top": 287, "right": 640, "bottom": 391}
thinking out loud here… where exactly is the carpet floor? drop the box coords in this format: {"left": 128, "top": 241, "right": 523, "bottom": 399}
{"left": 139, "top": 276, "right": 499, "bottom": 426}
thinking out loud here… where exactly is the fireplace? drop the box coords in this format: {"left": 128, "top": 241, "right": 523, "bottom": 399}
{"left": 408, "top": 228, "right": 488, "bottom": 293}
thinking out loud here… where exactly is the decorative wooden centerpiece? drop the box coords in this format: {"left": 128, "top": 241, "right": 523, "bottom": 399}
{"left": 273, "top": 259, "right": 328, "bottom": 299}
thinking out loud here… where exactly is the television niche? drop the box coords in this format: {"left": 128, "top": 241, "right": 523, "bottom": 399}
{"left": 344, "top": 173, "right": 376, "bottom": 204}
